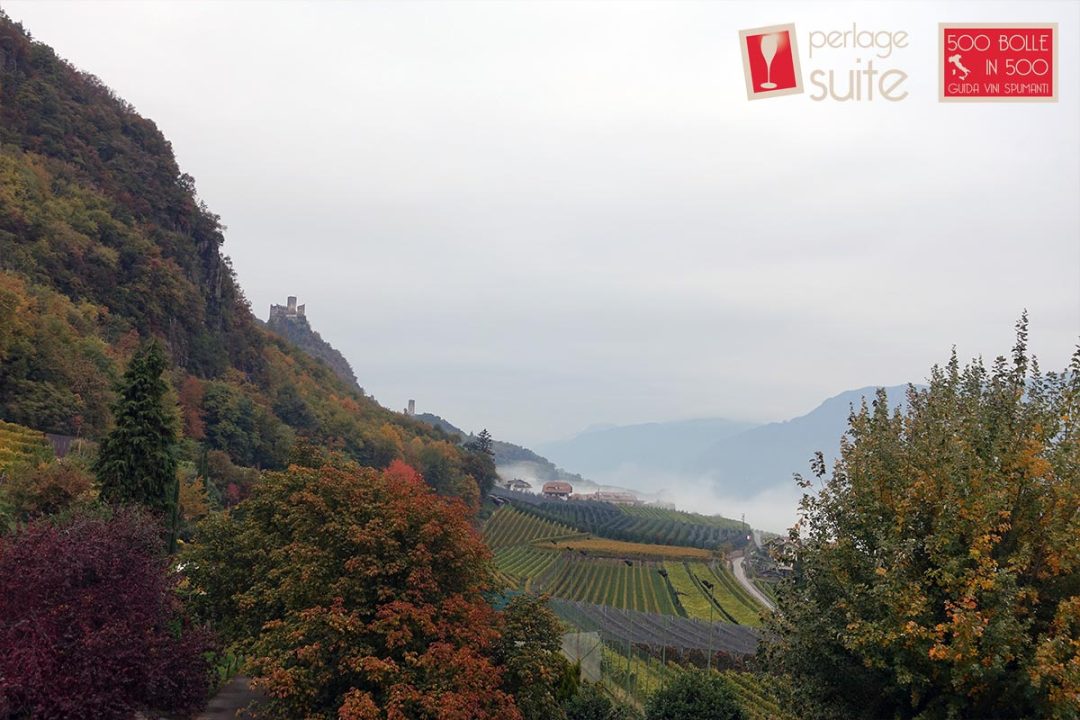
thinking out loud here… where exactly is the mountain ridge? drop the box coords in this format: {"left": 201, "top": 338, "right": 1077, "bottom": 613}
{"left": 0, "top": 14, "right": 487, "bottom": 503}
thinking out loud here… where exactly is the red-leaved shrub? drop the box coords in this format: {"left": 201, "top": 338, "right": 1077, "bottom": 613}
{"left": 0, "top": 509, "right": 214, "bottom": 719}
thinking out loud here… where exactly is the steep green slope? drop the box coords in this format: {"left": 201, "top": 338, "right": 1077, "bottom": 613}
{"left": 0, "top": 14, "right": 489, "bottom": 502}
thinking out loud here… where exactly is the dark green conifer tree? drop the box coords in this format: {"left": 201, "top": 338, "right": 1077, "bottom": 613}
{"left": 94, "top": 341, "right": 179, "bottom": 550}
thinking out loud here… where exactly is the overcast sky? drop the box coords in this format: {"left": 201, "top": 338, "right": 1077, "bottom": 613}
{"left": 5, "top": 0, "right": 1078, "bottom": 447}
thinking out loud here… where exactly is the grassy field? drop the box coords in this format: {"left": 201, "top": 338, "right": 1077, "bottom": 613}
{"left": 660, "top": 561, "right": 764, "bottom": 626}
{"left": 542, "top": 536, "right": 714, "bottom": 561}
{"left": 702, "top": 562, "right": 764, "bottom": 626}
{"left": 663, "top": 561, "right": 725, "bottom": 621}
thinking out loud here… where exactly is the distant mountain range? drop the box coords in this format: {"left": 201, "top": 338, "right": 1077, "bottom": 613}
{"left": 538, "top": 386, "right": 914, "bottom": 499}
{"left": 536, "top": 418, "right": 755, "bottom": 478}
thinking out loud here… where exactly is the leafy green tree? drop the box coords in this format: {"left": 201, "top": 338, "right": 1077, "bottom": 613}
{"left": 467, "top": 428, "right": 494, "bottom": 456}
{"left": 763, "top": 316, "right": 1080, "bottom": 720}
{"left": 464, "top": 428, "right": 499, "bottom": 497}
{"left": 644, "top": 670, "right": 745, "bottom": 720}
{"left": 93, "top": 341, "right": 179, "bottom": 549}
{"left": 564, "top": 682, "right": 641, "bottom": 720}
{"left": 498, "top": 594, "right": 579, "bottom": 720}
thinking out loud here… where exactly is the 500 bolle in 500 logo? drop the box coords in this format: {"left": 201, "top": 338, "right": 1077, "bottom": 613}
{"left": 940, "top": 23, "right": 1057, "bottom": 101}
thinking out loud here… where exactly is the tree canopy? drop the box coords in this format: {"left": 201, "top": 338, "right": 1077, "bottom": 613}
{"left": 643, "top": 670, "right": 745, "bottom": 720}
{"left": 764, "top": 317, "right": 1080, "bottom": 719}
{"left": 183, "top": 460, "right": 522, "bottom": 720}
{"left": 0, "top": 508, "right": 213, "bottom": 718}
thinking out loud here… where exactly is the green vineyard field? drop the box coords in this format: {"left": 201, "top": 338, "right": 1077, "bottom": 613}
{"left": 490, "top": 489, "right": 749, "bottom": 550}
{"left": 534, "top": 556, "right": 680, "bottom": 615}
{"left": 662, "top": 561, "right": 764, "bottom": 626}
{"left": 0, "top": 420, "right": 51, "bottom": 472}
{"left": 703, "top": 562, "right": 763, "bottom": 627}
{"left": 493, "top": 546, "right": 560, "bottom": 590}
{"left": 721, "top": 671, "right": 793, "bottom": 720}
{"left": 483, "top": 505, "right": 578, "bottom": 550}
{"left": 620, "top": 504, "right": 745, "bottom": 530}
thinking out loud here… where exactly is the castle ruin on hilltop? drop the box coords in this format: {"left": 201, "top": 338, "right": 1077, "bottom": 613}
{"left": 266, "top": 295, "right": 363, "bottom": 393}
{"left": 269, "top": 295, "right": 306, "bottom": 322}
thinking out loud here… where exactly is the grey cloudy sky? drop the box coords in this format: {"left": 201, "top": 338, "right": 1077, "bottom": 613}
{"left": 6, "top": 0, "right": 1078, "bottom": 447}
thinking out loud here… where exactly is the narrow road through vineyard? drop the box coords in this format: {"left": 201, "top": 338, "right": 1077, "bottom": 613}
{"left": 731, "top": 556, "right": 775, "bottom": 612}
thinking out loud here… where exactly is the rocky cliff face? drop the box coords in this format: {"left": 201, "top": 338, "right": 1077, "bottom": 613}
{"left": 265, "top": 302, "right": 361, "bottom": 394}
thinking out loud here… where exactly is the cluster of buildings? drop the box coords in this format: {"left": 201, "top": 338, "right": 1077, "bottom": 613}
{"left": 499, "top": 479, "right": 642, "bottom": 506}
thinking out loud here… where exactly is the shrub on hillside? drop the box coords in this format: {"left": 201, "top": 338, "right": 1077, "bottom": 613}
{"left": 564, "top": 682, "right": 642, "bottom": 720}
{"left": 184, "top": 460, "right": 521, "bottom": 720}
{"left": 644, "top": 670, "right": 745, "bottom": 720}
{"left": 0, "top": 508, "right": 214, "bottom": 719}
{"left": 1, "top": 459, "right": 95, "bottom": 520}
{"left": 498, "top": 594, "right": 579, "bottom": 720}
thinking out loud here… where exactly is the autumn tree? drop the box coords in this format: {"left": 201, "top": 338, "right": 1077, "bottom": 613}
{"left": 2, "top": 460, "right": 95, "bottom": 520}
{"left": 763, "top": 317, "right": 1080, "bottom": 719}
{"left": 183, "top": 460, "right": 522, "bottom": 720}
{"left": 94, "top": 340, "right": 180, "bottom": 549}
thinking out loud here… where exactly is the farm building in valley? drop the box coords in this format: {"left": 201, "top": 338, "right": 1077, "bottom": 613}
{"left": 542, "top": 481, "right": 573, "bottom": 499}
{"left": 575, "top": 490, "right": 640, "bottom": 506}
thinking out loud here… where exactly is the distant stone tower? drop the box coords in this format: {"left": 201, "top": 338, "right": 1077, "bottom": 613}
{"left": 406, "top": 399, "right": 416, "bottom": 416}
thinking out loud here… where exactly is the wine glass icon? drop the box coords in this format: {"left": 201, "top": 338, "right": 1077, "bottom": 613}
{"left": 758, "top": 33, "right": 780, "bottom": 89}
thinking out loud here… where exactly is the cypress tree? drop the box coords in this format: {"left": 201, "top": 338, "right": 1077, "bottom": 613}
{"left": 94, "top": 341, "right": 179, "bottom": 550}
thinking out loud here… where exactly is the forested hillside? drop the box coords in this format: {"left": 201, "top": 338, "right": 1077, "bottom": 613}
{"left": 0, "top": 14, "right": 489, "bottom": 502}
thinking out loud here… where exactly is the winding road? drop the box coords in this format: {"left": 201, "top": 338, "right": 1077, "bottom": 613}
{"left": 731, "top": 555, "right": 776, "bottom": 612}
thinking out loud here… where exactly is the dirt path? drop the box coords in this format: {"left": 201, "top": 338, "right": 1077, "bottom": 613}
{"left": 732, "top": 555, "right": 776, "bottom": 612}
{"left": 195, "top": 677, "right": 264, "bottom": 720}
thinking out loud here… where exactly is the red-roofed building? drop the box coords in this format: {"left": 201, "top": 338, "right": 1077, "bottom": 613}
{"left": 542, "top": 481, "right": 573, "bottom": 499}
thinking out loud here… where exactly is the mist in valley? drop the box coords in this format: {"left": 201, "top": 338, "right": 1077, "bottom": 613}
{"left": 498, "top": 460, "right": 806, "bottom": 534}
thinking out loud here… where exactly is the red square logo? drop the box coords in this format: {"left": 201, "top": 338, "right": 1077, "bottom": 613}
{"left": 739, "top": 24, "right": 804, "bottom": 100}
{"left": 940, "top": 24, "right": 1057, "bottom": 102}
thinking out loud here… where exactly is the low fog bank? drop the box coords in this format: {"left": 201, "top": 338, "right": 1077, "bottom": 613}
{"left": 595, "top": 466, "right": 804, "bottom": 535}
{"left": 497, "top": 461, "right": 805, "bottom": 534}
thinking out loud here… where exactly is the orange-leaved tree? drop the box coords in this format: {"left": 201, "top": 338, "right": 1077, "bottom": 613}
{"left": 183, "top": 459, "right": 521, "bottom": 720}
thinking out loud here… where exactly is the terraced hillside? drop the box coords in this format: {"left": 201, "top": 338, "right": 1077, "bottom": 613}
{"left": 483, "top": 493, "right": 775, "bottom": 714}
{"left": 0, "top": 420, "right": 52, "bottom": 472}
{"left": 482, "top": 505, "right": 578, "bottom": 550}
{"left": 484, "top": 494, "right": 766, "bottom": 624}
